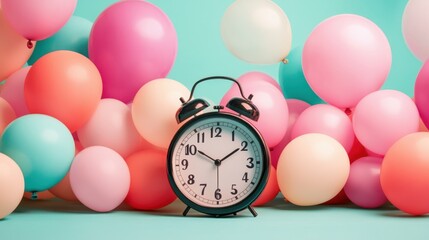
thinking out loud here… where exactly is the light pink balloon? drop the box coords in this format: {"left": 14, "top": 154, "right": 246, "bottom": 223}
{"left": 77, "top": 98, "right": 151, "bottom": 158}
{"left": 237, "top": 71, "right": 281, "bottom": 91}
{"left": 302, "top": 14, "right": 391, "bottom": 109}
{"left": 70, "top": 146, "right": 130, "bottom": 212}
{"left": 271, "top": 99, "right": 310, "bottom": 168}
{"left": 89, "top": 1, "right": 177, "bottom": 103}
{"left": 1, "top": 0, "right": 77, "bottom": 41}
{"left": 353, "top": 90, "right": 419, "bottom": 155}
{"left": 0, "top": 67, "right": 30, "bottom": 116}
{"left": 220, "top": 80, "right": 289, "bottom": 148}
{"left": 291, "top": 104, "right": 354, "bottom": 152}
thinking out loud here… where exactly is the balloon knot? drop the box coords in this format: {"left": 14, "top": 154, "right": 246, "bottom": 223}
{"left": 282, "top": 58, "right": 289, "bottom": 64}
{"left": 27, "top": 40, "right": 34, "bottom": 49}
{"left": 31, "top": 191, "right": 38, "bottom": 200}
{"left": 345, "top": 108, "right": 352, "bottom": 115}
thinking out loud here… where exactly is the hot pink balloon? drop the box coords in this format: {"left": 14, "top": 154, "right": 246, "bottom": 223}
{"left": 353, "top": 90, "right": 419, "bottom": 155}
{"left": 89, "top": 1, "right": 178, "bottom": 103}
{"left": 0, "top": 0, "right": 77, "bottom": 41}
{"left": 415, "top": 60, "right": 429, "bottom": 129}
{"left": 291, "top": 104, "right": 354, "bottom": 152}
{"left": 70, "top": 146, "right": 130, "bottom": 212}
{"left": 302, "top": 14, "right": 392, "bottom": 109}
{"left": 0, "top": 66, "right": 30, "bottom": 116}
{"left": 221, "top": 80, "right": 289, "bottom": 148}
{"left": 271, "top": 99, "right": 310, "bottom": 168}
{"left": 237, "top": 72, "right": 281, "bottom": 91}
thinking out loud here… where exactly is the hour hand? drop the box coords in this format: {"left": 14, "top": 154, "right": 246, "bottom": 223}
{"left": 197, "top": 150, "right": 216, "bottom": 163}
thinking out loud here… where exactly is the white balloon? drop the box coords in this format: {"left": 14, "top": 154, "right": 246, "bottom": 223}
{"left": 221, "top": 0, "right": 292, "bottom": 64}
{"left": 402, "top": 0, "right": 429, "bottom": 62}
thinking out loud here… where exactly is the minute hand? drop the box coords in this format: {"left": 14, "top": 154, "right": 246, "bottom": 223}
{"left": 220, "top": 148, "right": 240, "bottom": 163}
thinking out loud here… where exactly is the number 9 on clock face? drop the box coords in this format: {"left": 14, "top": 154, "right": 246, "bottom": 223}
{"left": 167, "top": 112, "right": 269, "bottom": 216}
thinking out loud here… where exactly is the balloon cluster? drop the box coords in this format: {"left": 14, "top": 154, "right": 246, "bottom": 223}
{"left": 1, "top": 0, "right": 429, "bottom": 220}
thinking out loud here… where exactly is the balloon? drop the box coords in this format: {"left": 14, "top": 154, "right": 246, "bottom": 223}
{"left": 28, "top": 16, "right": 92, "bottom": 65}
{"left": 89, "top": 1, "right": 177, "bottom": 103}
{"left": 221, "top": 0, "right": 292, "bottom": 64}
{"left": 291, "top": 104, "right": 354, "bottom": 152}
{"left": 302, "top": 14, "right": 392, "bottom": 109}
{"left": 0, "top": 66, "right": 30, "bottom": 116}
{"left": 237, "top": 71, "right": 281, "bottom": 91}
{"left": 348, "top": 136, "right": 367, "bottom": 163}
{"left": 323, "top": 190, "right": 349, "bottom": 205}
{"left": 353, "top": 90, "right": 419, "bottom": 155}
{"left": 344, "top": 157, "right": 387, "bottom": 208}
{"left": 25, "top": 50, "right": 103, "bottom": 132}
{"left": 132, "top": 78, "right": 190, "bottom": 149}
{"left": 279, "top": 47, "right": 324, "bottom": 105}
{"left": 0, "top": 0, "right": 76, "bottom": 41}
{"left": 277, "top": 133, "right": 350, "bottom": 206}
{"left": 0, "top": 153, "right": 24, "bottom": 219}
{"left": 252, "top": 165, "right": 279, "bottom": 206}
{"left": 381, "top": 132, "right": 429, "bottom": 215}
{"left": 23, "top": 190, "right": 55, "bottom": 200}
{"left": 271, "top": 99, "right": 310, "bottom": 168}
{"left": 0, "top": 9, "right": 34, "bottom": 80}
{"left": 78, "top": 99, "right": 150, "bottom": 158}
{"left": 70, "top": 146, "right": 130, "bottom": 212}
{"left": 0, "top": 114, "right": 75, "bottom": 192}
{"left": 0, "top": 97, "right": 15, "bottom": 135}
{"left": 221, "top": 79, "right": 289, "bottom": 148}
{"left": 125, "top": 149, "right": 176, "bottom": 210}
{"left": 402, "top": 0, "right": 429, "bottom": 61}
{"left": 415, "top": 60, "right": 429, "bottom": 128}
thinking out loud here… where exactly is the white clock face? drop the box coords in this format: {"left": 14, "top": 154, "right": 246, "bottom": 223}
{"left": 171, "top": 114, "right": 265, "bottom": 208}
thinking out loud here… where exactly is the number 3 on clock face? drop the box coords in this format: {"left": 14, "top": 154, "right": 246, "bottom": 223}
{"left": 167, "top": 112, "right": 269, "bottom": 216}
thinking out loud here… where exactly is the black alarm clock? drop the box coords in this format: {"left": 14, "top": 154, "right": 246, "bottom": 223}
{"left": 167, "top": 76, "right": 270, "bottom": 217}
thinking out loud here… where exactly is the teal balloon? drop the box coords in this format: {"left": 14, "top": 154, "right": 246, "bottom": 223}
{"left": 28, "top": 16, "right": 93, "bottom": 65}
{"left": 279, "top": 47, "right": 324, "bottom": 105}
{"left": 0, "top": 114, "right": 75, "bottom": 192}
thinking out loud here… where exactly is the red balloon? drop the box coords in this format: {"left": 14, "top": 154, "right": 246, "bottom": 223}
{"left": 125, "top": 149, "right": 176, "bottom": 210}
{"left": 323, "top": 189, "right": 349, "bottom": 205}
{"left": 253, "top": 165, "right": 279, "bottom": 206}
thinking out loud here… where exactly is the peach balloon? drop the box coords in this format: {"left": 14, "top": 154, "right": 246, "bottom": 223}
{"left": 0, "top": 67, "right": 30, "bottom": 116}
{"left": 0, "top": 9, "right": 34, "bottom": 80}
{"left": 23, "top": 190, "right": 55, "bottom": 200}
{"left": 0, "top": 153, "right": 24, "bottom": 219}
{"left": 252, "top": 165, "right": 279, "bottom": 206}
{"left": 277, "top": 133, "right": 350, "bottom": 206}
{"left": 0, "top": 97, "right": 16, "bottom": 135}
{"left": 132, "top": 78, "right": 190, "bottom": 149}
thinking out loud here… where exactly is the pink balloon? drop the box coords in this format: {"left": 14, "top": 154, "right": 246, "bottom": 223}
{"left": 302, "top": 14, "right": 391, "bottom": 109}
{"left": 1, "top": 0, "right": 76, "bottom": 41}
{"left": 220, "top": 80, "right": 289, "bottom": 148}
{"left": 271, "top": 99, "right": 310, "bottom": 168}
{"left": 237, "top": 71, "right": 281, "bottom": 91}
{"left": 415, "top": 60, "right": 429, "bottom": 129}
{"left": 353, "top": 90, "right": 419, "bottom": 155}
{"left": 0, "top": 67, "right": 30, "bottom": 116}
{"left": 77, "top": 98, "right": 151, "bottom": 158}
{"left": 70, "top": 146, "right": 130, "bottom": 212}
{"left": 291, "top": 104, "right": 354, "bottom": 152}
{"left": 344, "top": 157, "right": 387, "bottom": 208}
{"left": 89, "top": 1, "right": 177, "bottom": 103}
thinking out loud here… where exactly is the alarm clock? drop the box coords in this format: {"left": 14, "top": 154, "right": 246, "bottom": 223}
{"left": 167, "top": 76, "right": 270, "bottom": 217}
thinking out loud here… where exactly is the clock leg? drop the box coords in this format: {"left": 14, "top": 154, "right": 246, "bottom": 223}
{"left": 182, "top": 206, "right": 191, "bottom": 216}
{"left": 248, "top": 206, "right": 258, "bottom": 217}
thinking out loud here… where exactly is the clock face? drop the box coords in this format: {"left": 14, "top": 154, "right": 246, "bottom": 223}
{"left": 168, "top": 112, "right": 268, "bottom": 214}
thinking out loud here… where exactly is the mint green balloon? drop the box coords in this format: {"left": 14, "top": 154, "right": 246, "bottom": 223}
{"left": 0, "top": 114, "right": 75, "bottom": 192}
{"left": 28, "top": 16, "right": 92, "bottom": 65}
{"left": 279, "top": 47, "right": 324, "bottom": 105}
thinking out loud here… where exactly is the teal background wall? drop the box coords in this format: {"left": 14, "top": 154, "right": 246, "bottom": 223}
{"left": 75, "top": 0, "right": 421, "bottom": 104}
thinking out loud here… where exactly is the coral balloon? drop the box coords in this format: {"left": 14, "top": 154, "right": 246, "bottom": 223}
{"left": 381, "top": 132, "right": 429, "bottom": 215}
{"left": 237, "top": 71, "right": 281, "bottom": 91}
{"left": 0, "top": 67, "right": 30, "bottom": 116}
{"left": 0, "top": 153, "right": 24, "bottom": 219}
{"left": 344, "top": 157, "right": 387, "bottom": 208}
{"left": 70, "top": 146, "right": 130, "bottom": 212}
{"left": 353, "top": 90, "right": 419, "bottom": 155}
{"left": 303, "top": 14, "right": 391, "bottom": 109}
{"left": 25, "top": 50, "right": 103, "bottom": 132}
{"left": 402, "top": 0, "right": 429, "bottom": 61}
{"left": 132, "top": 79, "right": 190, "bottom": 149}
{"left": 221, "top": 79, "right": 289, "bottom": 148}
{"left": 0, "top": 9, "right": 34, "bottom": 80}
{"left": 125, "top": 149, "right": 176, "bottom": 210}
{"left": 252, "top": 165, "right": 279, "bottom": 206}
{"left": 277, "top": 133, "right": 350, "bottom": 206}
{"left": 89, "top": 0, "right": 177, "bottom": 103}
{"left": 291, "top": 104, "right": 354, "bottom": 152}
{"left": 415, "top": 60, "right": 429, "bottom": 129}
{"left": 0, "top": 97, "right": 15, "bottom": 135}
{"left": 78, "top": 99, "right": 150, "bottom": 158}
{"left": 221, "top": 0, "right": 292, "bottom": 64}
{"left": 0, "top": 0, "right": 76, "bottom": 41}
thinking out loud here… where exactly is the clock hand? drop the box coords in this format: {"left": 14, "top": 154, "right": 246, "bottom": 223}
{"left": 220, "top": 148, "right": 240, "bottom": 163}
{"left": 216, "top": 165, "right": 219, "bottom": 190}
{"left": 197, "top": 150, "right": 216, "bottom": 163}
